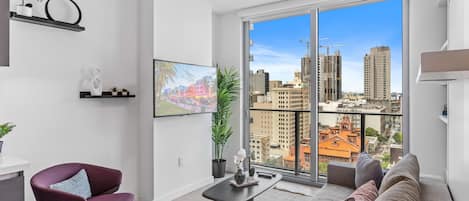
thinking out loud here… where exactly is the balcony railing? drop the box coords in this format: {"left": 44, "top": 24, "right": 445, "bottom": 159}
{"left": 249, "top": 108, "right": 403, "bottom": 176}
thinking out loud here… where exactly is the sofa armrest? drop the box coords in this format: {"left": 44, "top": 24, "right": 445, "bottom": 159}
{"left": 327, "top": 162, "right": 356, "bottom": 189}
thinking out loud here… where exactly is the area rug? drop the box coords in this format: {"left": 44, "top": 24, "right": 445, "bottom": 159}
{"left": 256, "top": 188, "right": 313, "bottom": 201}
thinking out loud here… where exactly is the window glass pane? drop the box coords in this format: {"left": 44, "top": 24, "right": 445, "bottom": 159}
{"left": 249, "top": 14, "right": 311, "bottom": 172}
{"left": 318, "top": 0, "right": 403, "bottom": 176}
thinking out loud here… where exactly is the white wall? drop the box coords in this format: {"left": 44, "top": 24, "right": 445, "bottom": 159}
{"left": 137, "top": 0, "right": 155, "bottom": 200}
{"left": 446, "top": 0, "right": 469, "bottom": 200}
{"left": 0, "top": 0, "right": 139, "bottom": 200}
{"left": 212, "top": 13, "right": 244, "bottom": 172}
{"left": 446, "top": 80, "right": 469, "bottom": 201}
{"left": 409, "top": 0, "right": 447, "bottom": 179}
{"left": 153, "top": 0, "right": 214, "bottom": 200}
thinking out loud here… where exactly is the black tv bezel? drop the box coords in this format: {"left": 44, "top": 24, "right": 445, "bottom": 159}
{"left": 153, "top": 59, "right": 217, "bottom": 118}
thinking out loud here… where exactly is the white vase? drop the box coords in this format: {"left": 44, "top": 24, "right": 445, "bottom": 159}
{"left": 89, "top": 68, "right": 103, "bottom": 96}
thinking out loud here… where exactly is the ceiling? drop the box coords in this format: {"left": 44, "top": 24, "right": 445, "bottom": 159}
{"left": 209, "top": 0, "right": 287, "bottom": 13}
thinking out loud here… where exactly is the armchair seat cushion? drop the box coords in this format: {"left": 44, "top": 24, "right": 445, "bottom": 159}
{"left": 87, "top": 193, "right": 134, "bottom": 201}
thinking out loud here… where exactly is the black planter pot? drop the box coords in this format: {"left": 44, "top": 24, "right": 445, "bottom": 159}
{"left": 0, "top": 141, "right": 3, "bottom": 153}
{"left": 212, "top": 159, "right": 226, "bottom": 178}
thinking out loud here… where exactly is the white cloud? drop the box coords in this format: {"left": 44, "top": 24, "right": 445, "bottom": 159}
{"left": 250, "top": 44, "right": 302, "bottom": 81}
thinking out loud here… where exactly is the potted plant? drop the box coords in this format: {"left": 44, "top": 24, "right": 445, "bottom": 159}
{"left": 212, "top": 67, "right": 239, "bottom": 178}
{"left": 0, "top": 123, "right": 16, "bottom": 153}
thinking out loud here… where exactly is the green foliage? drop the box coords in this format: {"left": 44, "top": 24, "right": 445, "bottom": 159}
{"left": 0, "top": 123, "right": 16, "bottom": 139}
{"left": 381, "top": 153, "right": 391, "bottom": 169}
{"left": 393, "top": 132, "right": 403, "bottom": 144}
{"left": 366, "top": 127, "right": 388, "bottom": 143}
{"left": 319, "top": 162, "right": 328, "bottom": 175}
{"left": 365, "top": 127, "right": 379, "bottom": 136}
{"left": 377, "top": 135, "right": 389, "bottom": 143}
{"left": 264, "top": 157, "right": 282, "bottom": 167}
{"left": 212, "top": 67, "right": 240, "bottom": 160}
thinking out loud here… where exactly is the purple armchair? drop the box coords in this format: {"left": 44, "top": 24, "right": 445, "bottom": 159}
{"left": 31, "top": 163, "right": 134, "bottom": 201}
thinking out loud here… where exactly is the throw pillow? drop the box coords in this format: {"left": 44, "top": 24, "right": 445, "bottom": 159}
{"left": 376, "top": 179, "right": 420, "bottom": 201}
{"left": 379, "top": 154, "right": 420, "bottom": 194}
{"left": 346, "top": 180, "right": 379, "bottom": 201}
{"left": 50, "top": 169, "right": 92, "bottom": 199}
{"left": 355, "top": 153, "right": 383, "bottom": 188}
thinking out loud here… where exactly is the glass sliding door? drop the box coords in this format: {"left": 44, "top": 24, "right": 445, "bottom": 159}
{"left": 317, "top": 0, "right": 403, "bottom": 177}
{"left": 248, "top": 14, "right": 312, "bottom": 174}
{"left": 245, "top": 0, "right": 405, "bottom": 182}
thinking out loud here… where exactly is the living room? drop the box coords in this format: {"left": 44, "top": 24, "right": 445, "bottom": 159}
{"left": 0, "top": 0, "right": 467, "bottom": 201}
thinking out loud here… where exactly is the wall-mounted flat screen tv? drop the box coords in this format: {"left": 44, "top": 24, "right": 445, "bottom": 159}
{"left": 154, "top": 60, "right": 217, "bottom": 117}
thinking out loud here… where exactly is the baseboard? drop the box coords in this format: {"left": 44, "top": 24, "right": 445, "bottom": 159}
{"left": 155, "top": 176, "right": 214, "bottom": 201}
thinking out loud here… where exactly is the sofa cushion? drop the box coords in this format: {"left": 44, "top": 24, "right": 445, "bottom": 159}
{"left": 311, "top": 183, "right": 355, "bottom": 201}
{"left": 346, "top": 180, "right": 378, "bottom": 201}
{"left": 49, "top": 169, "right": 92, "bottom": 199}
{"left": 355, "top": 153, "right": 383, "bottom": 188}
{"left": 376, "top": 179, "right": 420, "bottom": 201}
{"left": 379, "top": 154, "right": 420, "bottom": 194}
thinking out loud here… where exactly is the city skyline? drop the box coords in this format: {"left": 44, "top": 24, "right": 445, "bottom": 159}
{"left": 250, "top": 0, "right": 402, "bottom": 93}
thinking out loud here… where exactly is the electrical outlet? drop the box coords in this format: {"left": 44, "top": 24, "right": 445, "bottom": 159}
{"left": 178, "top": 157, "right": 183, "bottom": 168}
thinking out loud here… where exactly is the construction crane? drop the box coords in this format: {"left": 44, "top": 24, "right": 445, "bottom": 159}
{"left": 319, "top": 44, "right": 344, "bottom": 56}
{"left": 319, "top": 37, "right": 344, "bottom": 56}
{"left": 301, "top": 38, "right": 344, "bottom": 56}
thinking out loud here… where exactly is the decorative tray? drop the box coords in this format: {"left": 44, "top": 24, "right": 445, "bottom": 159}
{"left": 230, "top": 178, "right": 259, "bottom": 188}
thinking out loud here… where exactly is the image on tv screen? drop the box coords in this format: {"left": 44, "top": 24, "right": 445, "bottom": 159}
{"left": 154, "top": 60, "right": 217, "bottom": 117}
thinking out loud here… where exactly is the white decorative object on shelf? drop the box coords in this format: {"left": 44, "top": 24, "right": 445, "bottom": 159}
{"left": 87, "top": 67, "right": 103, "bottom": 96}
{"left": 16, "top": 0, "right": 32, "bottom": 17}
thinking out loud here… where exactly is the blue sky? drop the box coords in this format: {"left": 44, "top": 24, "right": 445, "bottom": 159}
{"left": 250, "top": 0, "right": 402, "bottom": 93}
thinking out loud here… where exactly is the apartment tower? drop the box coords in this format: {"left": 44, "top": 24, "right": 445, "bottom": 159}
{"left": 301, "top": 57, "right": 311, "bottom": 83}
{"left": 250, "top": 69, "right": 270, "bottom": 95}
{"left": 319, "top": 51, "right": 342, "bottom": 102}
{"left": 364, "top": 46, "right": 391, "bottom": 100}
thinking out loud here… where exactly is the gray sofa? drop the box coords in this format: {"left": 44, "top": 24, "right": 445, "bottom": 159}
{"left": 311, "top": 162, "right": 453, "bottom": 201}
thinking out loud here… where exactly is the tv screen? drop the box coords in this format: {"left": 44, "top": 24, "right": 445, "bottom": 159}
{"left": 154, "top": 60, "right": 217, "bottom": 117}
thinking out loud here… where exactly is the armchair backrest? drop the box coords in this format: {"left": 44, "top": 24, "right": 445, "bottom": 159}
{"left": 31, "top": 163, "right": 122, "bottom": 201}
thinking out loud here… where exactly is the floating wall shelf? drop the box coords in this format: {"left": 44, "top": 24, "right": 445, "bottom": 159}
{"left": 80, "top": 91, "right": 135, "bottom": 99}
{"left": 418, "top": 49, "right": 469, "bottom": 82}
{"left": 9, "top": 12, "right": 85, "bottom": 32}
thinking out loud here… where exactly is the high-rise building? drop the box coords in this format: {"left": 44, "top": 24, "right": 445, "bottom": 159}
{"left": 319, "top": 51, "right": 342, "bottom": 102}
{"left": 249, "top": 135, "right": 270, "bottom": 163}
{"left": 301, "top": 57, "right": 311, "bottom": 83}
{"left": 364, "top": 46, "right": 391, "bottom": 100}
{"left": 271, "top": 87, "right": 310, "bottom": 152}
{"left": 269, "top": 80, "right": 283, "bottom": 90}
{"left": 250, "top": 69, "right": 270, "bottom": 95}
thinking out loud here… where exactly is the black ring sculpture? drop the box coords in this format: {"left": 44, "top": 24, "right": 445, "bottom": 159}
{"left": 45, "top": 0, "right": 82, "bottom": 25}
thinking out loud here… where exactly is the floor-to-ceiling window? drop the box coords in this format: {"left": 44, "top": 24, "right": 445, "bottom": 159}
{"left": 246, "top": 0, "right": 405, "bottom": 181}
{"left": 249, "top": 14, "right": 312, "bottom": 174}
